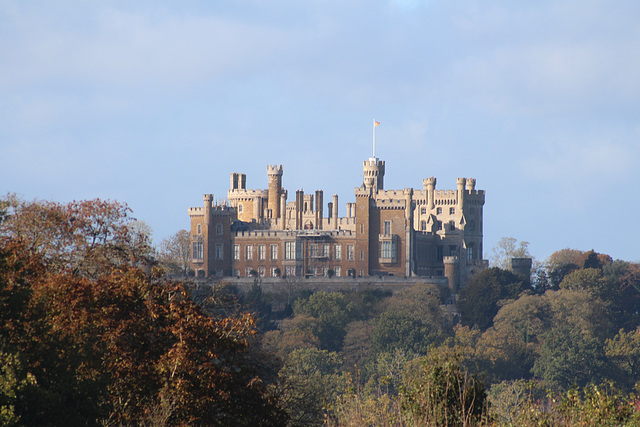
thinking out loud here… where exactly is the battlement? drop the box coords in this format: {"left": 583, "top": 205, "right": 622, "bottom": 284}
{"left": 228, "top": 189, "right": 268, "bottom": 197}
{"left": 267, "top": 165, "right": 283, "bottom": 175}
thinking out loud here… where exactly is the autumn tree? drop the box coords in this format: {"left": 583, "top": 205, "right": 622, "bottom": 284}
{"left": 0, "top": 196, "right": 287, "bottom": 425}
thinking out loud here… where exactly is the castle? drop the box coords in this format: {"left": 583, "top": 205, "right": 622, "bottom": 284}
{"left": 188, "top": 157, "right": 488, "bottom": 292}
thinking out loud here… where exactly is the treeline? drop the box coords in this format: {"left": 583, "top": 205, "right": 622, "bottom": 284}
{"left": 2, "top": 196, "right": 640, "bottom": 426}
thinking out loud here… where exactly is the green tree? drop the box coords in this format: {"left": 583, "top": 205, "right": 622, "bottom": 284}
{"left": 275, "top": 347, "right": 346, "bottom": 426}
{"left": 400, "top": 348, "right": 487, "bottom": 426}
{"left": 531, "top": 289, "right": 612, "bottom": 390}
{"left": 458, "top": 267, "right": 528, "bottom": 330}
{"left": 293, "top": 292, "right": 354, "bottom": 351}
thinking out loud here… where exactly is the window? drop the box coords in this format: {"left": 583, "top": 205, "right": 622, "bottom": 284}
{"left": 216, "top": 223, "right": 223, "bottom": 235}
{"left": 216, "top": 269, "right": 224, "bottom": 277}
{"left": 360, "top": 250, "right": 364, "bottom": 260}
{"left": 285, "top": 266, "right": 296, "bottom": 277}
{"left": 380, "top": 239, "right": 397, "bottom": 261}
{"left": 246, "top": 267, "right": 253, "bottom": 277}
{"left": 421, "top": 221, "right": 427, "bottom": 231}
{"left": 246, "top": 245, "right": 253, "bottom": 260}
{"left": 310, "top": 244, "right": 319, "bottom": 257}
{"left": 436, "top": 207, "right": 442, "bottom": 215}
{"left": 382, "top": 241, "right": 392, "bottom": 258}
{"left": 197, "top": 224, "right": 202, "bottom": 235}
{"left": 436, "top": 246, "right": 443, "bottom": 262}
{"left": 347, "top": 245, "right": 354, "bottom": 260}
{"left": 334, "top": 245, "right": 341, "bottom": 260}
{"left": 449, "top": 221, "right": 455, "bottom": 231}
{"left": 233, "top": 244, "right": 240, "bottom": 260}
{"left": 271, "top": 266, "right": 279, "bottom": 277}
{"left": 334, "top": 267, "right": 341, "bottom": 277}
{"left": 467, "top": 246, "right": 474, "bottom": 260}
{"left": 449, "top": 246, "right": 457, "bottom": 256}
{"left": 270, "top": 244, "right": 278, "bottom": 260}
{"left": 360, "top": 223, "right": 364, "bottom": 233}
{"left": 450, "top": 207, "right": 455, "bottom": 215}
{"left": 233, "top": 269, "right": 239, "bottom": 277}
{"left": 285, "top": 242, "right": 297, "bottom": 260}
{"left": 384, "top": 220, "right": 391, "bottom": 235}
{"left": 192, "top": 241, "right": 203, "bottom": 260}
{"left": 258, "top": 245, "right": 266, "bottom": 260}
{"left": 258, "top": 266, "right": 265, "bottom": 277}
{"left": 323, "top": 244, "right": 330, "bottom": 258}
{"left": 238, "top": 204, "right": 243, "bottom": 213}
{"left": 421, "top": 207, "right": 427, "bottom": 214}
{"left": 437, "top": 221, "right": 442, "bottom": 231}
{"left": 215, "top": 243, "right": 223, "bottom": 260}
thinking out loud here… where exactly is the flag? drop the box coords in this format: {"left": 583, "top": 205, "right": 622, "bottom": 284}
{"left": 374, "top": 121, "right": 380, "bottom": 127}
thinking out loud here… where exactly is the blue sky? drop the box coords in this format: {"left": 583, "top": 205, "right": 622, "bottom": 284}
{"left": 2, "top": 0, "right": 639, "bottom": 263}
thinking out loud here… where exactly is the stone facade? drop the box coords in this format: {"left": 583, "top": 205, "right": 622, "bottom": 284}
{"left": 188, "top": 157, "right": 488, "bottom": 292}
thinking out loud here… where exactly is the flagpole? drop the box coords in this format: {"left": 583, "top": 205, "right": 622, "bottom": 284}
{"left": 373, "top": 119, "right": 376, "bottom": 158}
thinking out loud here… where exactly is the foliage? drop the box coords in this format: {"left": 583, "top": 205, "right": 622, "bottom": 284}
{"left": 458, "top": 268, "right": 528, "bottom": 330}
{"left": 156, "top": 229, "right": 191, "bottom": 275}
{"left": 293, "top": 292, "right": 355, "bottom": 351}
{"left": 490, "top": 237, "right": 531, "bottom": 270}
{"left": 400, "top": 348, "right": 487, "bottom": 427}
{"left": 275, "top": 347, "right": 347, "bottom": 426}
{"left": 0, "top": 196, "right": 286, "bottom": 426}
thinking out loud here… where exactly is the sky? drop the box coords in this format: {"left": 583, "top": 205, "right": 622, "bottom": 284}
{"left": 1, "top": 0, "right": 639, "bottom": 263}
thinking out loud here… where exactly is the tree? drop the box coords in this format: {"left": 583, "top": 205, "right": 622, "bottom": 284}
{"left": 458, "top": 267, "right": 528, "bottom": 330}
{"left": 275, "top": 348, "right": 346, "bottom": 426}
{"left": 531, "top": 289, "right": 612, "bottom": 390}
{"left": 400, "top": 348, "right": 487, "bottom": 426}
{"left": 293, "top": 292, "right": 354, "bottom": 351}
{"left": 0, "top": 196, "right": 287, "bottom": 425}
{"left": 156, "top": 229, "right": 191, "bottom": 275}
{"left": 491, "top": 237, "right": 531, "bottom": 270}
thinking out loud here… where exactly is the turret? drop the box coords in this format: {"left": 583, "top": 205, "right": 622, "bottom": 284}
{"left": 466, "top": 178, "right": 476, "bottom": 191}
{"left": 363, "top": 158, "right": 385, "bottom": 190}
{"left": 423, "top": 177, "right": 436, "bottom": 210}
{"left": 315, "top": 190, "right": 323, "bottom": 230}
{"left": 203, "top": 194, "right": 213, "bottom": 226}
{"left": 267, "top": 165, "right": 283, "bottom": 218}
{"left": 332, "top": 194, "right": 338, "bottom": 229}
{"left": 457, "top": 178, "right": 466, "bottom": 209}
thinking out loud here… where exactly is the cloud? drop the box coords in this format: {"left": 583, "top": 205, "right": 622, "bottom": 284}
{"left": 521, "top": 136, "right": 638, "bottom": 190}
{"left": 0, "top": 4, "right": 303, "bottom": 91}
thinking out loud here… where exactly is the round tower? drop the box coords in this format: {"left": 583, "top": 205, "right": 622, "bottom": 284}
{"left": 423, "top": 177, "right": 436, "bottom": 210}
{"left": 457, "top": 178, "right": 466, "bottom": 209}
{"left": 267, "top": 165, "right": 283, "bottom": 219}
{"left": 466, "top": 178, "right": 476, "bottom": 191}
{"left": 444, "top": 256, "right": 460, "bottom": 294}
{"left": 363, "top": 158, "right": 385, "bottom": 190}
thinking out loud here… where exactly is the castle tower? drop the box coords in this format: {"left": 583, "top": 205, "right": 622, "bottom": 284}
{"left": 267, "top": 165, "right": 283, "bottom": 219}
{"left": 423, "top": 177, "right": 436, "bottom": 210}
{"left": 511, "top": 258, "right": 532, "bottom": 287}
{"left": 363, "top": 158, "right": 385, "bottom": 191}
{"left": 444, "top": 256, "right": 459, "bottom": 294}
{"left": 457, "top": 177, "right": 466, "bottom": 209}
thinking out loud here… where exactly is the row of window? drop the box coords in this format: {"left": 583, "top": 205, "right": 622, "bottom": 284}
{"left": 233, "top": 266, "right": 344, "bottom": 278}
{"left": 232, "top": 242, "right": 356, "bottom": 262}
{"left": 196, "top": 223, "right": 225, "bottom": 235}
{"left": 421, "top": 207, "right": 457, "bottom": 215}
